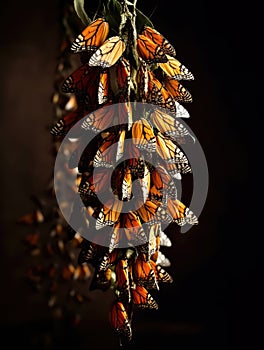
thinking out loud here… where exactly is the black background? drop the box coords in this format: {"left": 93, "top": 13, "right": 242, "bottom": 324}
{"left": 0, "top": 1, "right": 262, "bottom": 349}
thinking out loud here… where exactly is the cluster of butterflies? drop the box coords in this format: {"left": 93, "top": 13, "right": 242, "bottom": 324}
{"left": 50, "top": 16, "right": 198, "bottom": 342}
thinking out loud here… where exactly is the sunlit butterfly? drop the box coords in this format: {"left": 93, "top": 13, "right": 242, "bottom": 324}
{"left": 167, "top": 198, "right": 198, "bottom": 226}
{"left": 141, "top": 26, "right": 176, "bottom": 57}
{"left": 132, "top": 118, "right": 156, "bottom": 152}
{"left": 94, "top": 198, "right": 123, "bottom": 230}
{"left": 148, "top": 108, "right": 195, "bottom": 142}
{"left": 89, "top": 36, "right": 126, "bottom": 68}
{"left": 71, "top": 17, "right": 109, "bottom": 53}
{"left": 159, "top": 54, "right": 194, "bottom": 80}
{"left": 111, "top": 212, "right": 147, "bottom": 251}
{"left": 137, "top": 34, "right": 168, "bottom": 63}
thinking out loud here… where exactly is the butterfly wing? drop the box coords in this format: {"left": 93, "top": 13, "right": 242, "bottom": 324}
{"left": 89, "top": 36, "right": 126, "bottom": 68}
{"left": 71, "top": 17, "right": 109, "bottom": 53}
{"left": 141, "top": 26, "right": 176, "bottom": 57}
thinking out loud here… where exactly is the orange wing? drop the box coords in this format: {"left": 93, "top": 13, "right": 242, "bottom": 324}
{"left": 164, "top": 77, "right": 193, "bottom": 103}
{"left": 132, "top": 257, "right": 158, "bottom": 290}
{"left": 98, "top": 70, "right": 110, "bottom": 105}
{"left": 71, "top": 17, "right": 109, "bottom": 53}
{"left": 109, "top": 58, "right": 131, "bottom": 97}
{"left": 109, "top": 301, "right": 132, "bottom": 340}
{"left": 93, "top": 198, "right": 123, "bottom": 230}
{"left": 149, "top": 260, "right": 173, "bottom": 283}
{"left": 141, "top": 26, "right": 176, "bottom": 57}
{"left": 131, "top": 285, "right": 158, "bottom": 309}
{"left": 89, "top": 36, "right": 126, "bottom": 68}
{"left": 159, "top": 54, "right": 194, "bottom": 80}
{"left": 132, "top": 118, "right": 156, "bottom": 152}
{"left": 148, "top": 108, "right": 195, "bottom": 143}
{"left": 137, "top": 34, "right": 168, "bottom": 63}
{"left": 81, "top": 102, "right": 114, "bottom": 132}
{"left": 167, "top": 198, "right": 198, "bottom": 226}
{"left": 78, "top": 168, "right": 112, "bottom": 199}
{"left": 147, "top": 71, "right": 176, "bottom": 112}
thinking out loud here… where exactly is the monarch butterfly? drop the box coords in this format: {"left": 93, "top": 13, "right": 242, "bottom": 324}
{"left": 148, "top": 108, "right": 195, "bottom": 142}
{"left": 93, "top": 131, "right": 120, "bottom": 168}
{"left": 136, "top": 58, "right": 149, "bottom": 101}
{"left": 131, "top": 285, "right": 158, "bottom": 309}
{"left": 131, "top": 118, "right": 156, "bottom": 152}
{"left": 164, "top": 77, "right": 193, "bottom": 103}
{"left": 159, "top": 55, "right": 194, "bottom": 80}
{"left": 137, "top": 34, "right": 168, "bottom": 63}
{"left": 147, "top": 71, "right": 176, "bottom": 113}
{"left": 141, "top": 26, "right": 176, "bottom": 57}
{"left": 98, "top": 70, "right": 110, "bottom": 105}
{"left": 109, "top": 301, "right": 132, "bottom": 340}
{"left": 136, "top": 199, "right": 160, "bottom": 224}
{"left": 112, "top": 212, "right": 147, "bottom": 250}
{"left": 61, "top": 64, "right": 100, "bottom": 95}
{"left": 109, "top": 58, "right": 131, "bottom": 97}
{"left": 71, "top": 17, "right": 109, "bottom": 53}
{"left": 150, "top": 165, "right": 177, "bottom": 200}
{"left": 132, "top": 257, "right": 158, "bottom": 290}
{"left": 94, "top": 198, "right": 123, "bottom": 230}
{"left": 78, "top": 168, "right": 112, "bottom": 198}
{"left": 115, "top": 258, "right": 131, "bottom": 303}
{"left": 81, "top": 101, "right": 114, "bottom": 132}
{"left": 149, "top": 260, "right": 173, "bottom": 283}
{"left": 89, "top": 36, "right": 126, "bottom": 68}
{"left": 167, "top": 198, "right": 198, "bottom": 226}
{"left": 156, "top": 132, "right": 190, "bottom": 170}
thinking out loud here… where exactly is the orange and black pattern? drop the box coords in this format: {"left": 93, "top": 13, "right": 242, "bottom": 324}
{"left": 49, "top": 6, "right": 198, "bottom": 344}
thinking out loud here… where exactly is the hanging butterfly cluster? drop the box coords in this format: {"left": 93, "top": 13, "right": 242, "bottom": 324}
{"left": 50, "top": 4, "right": 198, "bottom": 343}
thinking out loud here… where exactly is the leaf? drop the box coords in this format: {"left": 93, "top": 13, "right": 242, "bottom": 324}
{"left": 74, "top": 0, "right": 91, "bottom": 25}
{"left": 135, "top": 8, "right": 154, "bottom": 31}
{"left": 102, "top": 0, "right": 122, "bottom": 32}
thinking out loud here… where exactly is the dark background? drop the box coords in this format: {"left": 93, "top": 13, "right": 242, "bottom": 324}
{"left": 0, "top": 0, "right": 262, "bottom": 349}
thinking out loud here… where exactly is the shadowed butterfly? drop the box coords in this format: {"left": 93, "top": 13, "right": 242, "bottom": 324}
{"left": 110, "top": 301, "right": 132, "bottom": 340}
{"left": 164, "top": 77, "right": 193, "bottom": 103}
{"left": 131, "top": 285, "right": 158, "bottom": 309}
